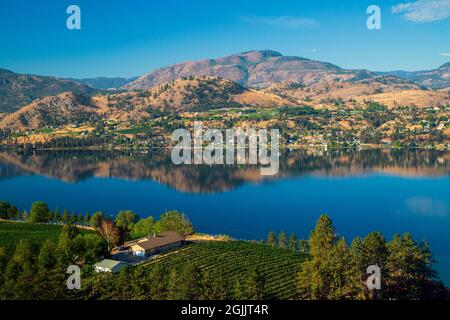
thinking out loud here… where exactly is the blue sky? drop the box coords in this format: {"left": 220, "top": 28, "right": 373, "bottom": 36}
{"left": 0, "top": 0, "right": 449, "bottom": 78}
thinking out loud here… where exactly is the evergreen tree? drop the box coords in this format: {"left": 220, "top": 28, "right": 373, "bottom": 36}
{"left": 351, "top": 232, "right": 388, "bottom": 299}
{"left": 77, "top": 213, "right": 84, "bottom": 225}
{"left": 289, "top": 233, "right": 297, "bottom": 252}
{"left": 232, "top": 279, "right": 245, "bottom": 300}
{"left": 2, "top": 244, "right": 35, "bottom": 300}
{"left": 243, "top": 269, "right": 266, "bottom": 300}
{"left": 58, "top": 224, "right": 80, "bottom": 264}
{"left": 298, "top": 239, "right": 309, "bottom": 254}
{"left": 166, "top": 268, "right": 180, "bottom": 300}
{"left": 70, "top": 212, "right": 78, "bottom": 225}
{"left": 278, "top": 231, "right": 287, "bottom": 249}
{"left": 22, "top": 210, "right": 29, "bottom": 222}
{"left": 38, "top": 240, "right": 57, "bottom": 270}
{"left": 29, "top": 202, "right": 52, "bottom": 223}
{"left": 83, "top": 212, "right": 90, "bottom": 226}
{"left": 297, "top": 215, "right": 339, "bottom": 299}
{"left": 178, "top": 263, "right": 202, "bottom": 299}
{"left": 115, "top": 269, "right": 133, "bottom": 299}
{"left": 146, "top": 264, "right": 167, "bottom": 299}
{"left": 53, "top": 208, "right": 61, "bottom": 224}
{"left": 385, "top": 233, "right": 443, "bottom": 300}
{"left": 62, "top": 209, "right": 70, "bottom": 224}
{"left": 90, "top": 212, "right": 104, "bottom": 228}
{"left": 267, "top": 231, "right": 276, "bottom": 247}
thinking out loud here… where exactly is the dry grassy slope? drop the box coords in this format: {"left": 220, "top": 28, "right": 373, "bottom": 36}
{"left": 265, "top": 76, "right": 421, "bottom": 103}
{"left": 355, "top": 89, "right": 450, "bottom": 109}
{"left": 0, "top": 77, "right": 293, "bottom": 131}
{"left": 106, "top": 77, "right": 293, "bottom": 118}
{"left": 1, "top": 73, "right": 449, "bottom": 132}
{"left": 0, "top": 92, "right": 103, "bottom": 131}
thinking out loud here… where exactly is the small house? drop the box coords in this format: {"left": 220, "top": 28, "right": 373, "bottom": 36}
{"left": 94, "top": 259, "right": 129, "bottom": 273}
{"left": 130, "top": 231, "right": 186, "bottom": 257}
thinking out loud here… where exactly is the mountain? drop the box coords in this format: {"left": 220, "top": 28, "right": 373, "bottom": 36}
{"left": 126, "top": 50, "right": 376, "bottom": 90}
{"left": 0, "top": 77, "right": 293, "bottom": 131}
{"left": 381, "top": 63, "right": 450, "bottom": 89}
{"left": 265, "top": 74, "right": 421, "bottom": 104}
{"left": 0, "top": 92, "right": 103, "bottom": 131}
{"left": 68, "top": 77, "right": 138, "bottom": 89}
{"left": 0, "top": 68, "right": 95, "bottom": 112}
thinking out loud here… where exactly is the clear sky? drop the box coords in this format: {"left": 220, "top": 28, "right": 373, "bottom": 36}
{"left": 0, "top": 0, "right": 449, "bottom": 78}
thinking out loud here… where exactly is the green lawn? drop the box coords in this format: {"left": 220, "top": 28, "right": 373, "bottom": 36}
{"left": 116, "top": 126, "right": 152, "bottom": 134}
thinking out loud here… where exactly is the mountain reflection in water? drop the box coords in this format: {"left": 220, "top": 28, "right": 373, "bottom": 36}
{"left": 0, "top": 149, "right": 448, "bottom": 193}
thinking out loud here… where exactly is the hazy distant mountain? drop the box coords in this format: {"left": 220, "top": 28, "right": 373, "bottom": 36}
{"left": 68, "top": 76, "right": 138, "bottom": 89}
{"left": 126, "top": 50, "right": 376, "bottom": 90}
{"left": 0, "top": 68, "right": 95, "bottom": 112}
{"left": 381, "top": 63, "right": 450, "bottom": 89}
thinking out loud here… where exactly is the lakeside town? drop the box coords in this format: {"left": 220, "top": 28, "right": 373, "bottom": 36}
{"left": 1, "top": 86, "right": 449, "bottom": 152}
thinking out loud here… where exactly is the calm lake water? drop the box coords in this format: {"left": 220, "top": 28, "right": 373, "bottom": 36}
{"left": 0, "top": 149, "right": 449, "bottom": 284}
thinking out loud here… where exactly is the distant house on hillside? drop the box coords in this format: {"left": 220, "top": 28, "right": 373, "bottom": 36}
{"left": 94, "top": 259, "right": 129, "bottom": 273}
{"left": 126, "top": 231, "right": 186, "bottom": 257}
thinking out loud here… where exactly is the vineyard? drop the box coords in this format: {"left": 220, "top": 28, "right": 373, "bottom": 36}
{"left": 137, "top": 241, "right": 304, "bottom": 299}
{"left": 0, "top": 221, "right": 91, "bottom": 255}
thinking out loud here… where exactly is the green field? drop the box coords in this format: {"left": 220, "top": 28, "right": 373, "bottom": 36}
{"left": 137, "top": 241, "right": 304, "bottom": 299}
{"left": 116, "top": 125, "right": 152, "bottom": 134}
{"left": 0, "top": 221, "right": 90, "bottom": 255}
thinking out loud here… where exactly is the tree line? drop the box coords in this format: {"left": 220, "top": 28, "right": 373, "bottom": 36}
{"left": 1, "top": 200, "right": 449, "bottom": 300}
{"left": 0, "top": 200, "right": 194, "bottom": 251}
{"left": 295, "top": 215, "right": 449, "bottom": 300}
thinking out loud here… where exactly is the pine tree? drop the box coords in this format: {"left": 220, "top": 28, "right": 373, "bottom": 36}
{"left": 83, "top": 212, "right": 90, "bottom": 226}
{"left": 385, "top": 233, "right": 443, "bottom": 300}
{"left": 146, "top": 265, "right": 167, "bottom": 299}
{"left": 298, "top": 239, "right": 309, "bottom": 254}
{"left": 351, "top": 232, "right": 388, "bottom": 299}
{"left": 29, "top": 202, "right": 51, "bottom": 223}
{"left": 178, "top": 263, "right": 202, "bottom": 299}
{"left": 232, "top": 279, "right": 245, "bottom": 300}
{"left": 62, "top": 209, "right": 70, "bottom": 224}
{"left": 278, "top": 231, "right": 286, "bottom": 249}
{"left": 14, "top": 209, "right": 22, "bottom": 221}
{"left": 38, "top": 240, "right": 57, "bottom": 270}
{"left": 289, "top": 233, "right": 297, "bottom": 252}
{"left": 244, "top": 269, "right": 266, "bottom": 300}
{"left": 53, "top": 208, "right": 61, "bottom": 224}
{"left": 77, "top": 213, "right": 84, "bottom": 225}
{"left": 297, "top": 215, "right": 338, "bottom": 299}
{"left": 166, "top": 268, "right": 180, "bottom": 300}
{"left": 267, "top": 231, "right": 276, "bottom": 247}
{"left": 22, "top": 210, "right": 28, "bottom": 222}
{"left": 57, "top": 224, "right": 80, "bottom": 264}
{"left": 70, "top": 212, "right": 78, "bottom": 225}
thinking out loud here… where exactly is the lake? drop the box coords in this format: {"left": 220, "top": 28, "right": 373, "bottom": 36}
{"left": 0, "top": 149, "right": 449, "bottom": 284}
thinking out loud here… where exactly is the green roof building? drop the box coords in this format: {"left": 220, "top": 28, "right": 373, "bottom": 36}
{"left": 94, "top": 259, "right": 129, "bottom": 273}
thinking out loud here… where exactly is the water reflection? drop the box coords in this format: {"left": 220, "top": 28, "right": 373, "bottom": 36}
{"left": 0, "top": 149, "right": 448, "bottom": 193}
